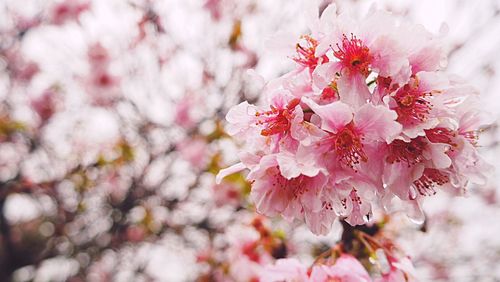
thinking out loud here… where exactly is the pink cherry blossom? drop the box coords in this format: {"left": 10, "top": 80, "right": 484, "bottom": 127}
{"left": 261, "top": 254, "right": 371, "bottom": 282}
{"left": 259, "top": 258, "right": 309, "bottom": 282}
{"left": 225, "top": 91, "right": 305, "bottom": 153}
{"left": 248, "top": 154, "right": 330, "bottom": 234}
{"left": 310, "top": 255, "right": 372, "bottom": 282}
{"left": 373, "top": 248, "right": 418, "bottom": 282}
{"left": 217, "top": 2, "right": 491, "bottom": 235}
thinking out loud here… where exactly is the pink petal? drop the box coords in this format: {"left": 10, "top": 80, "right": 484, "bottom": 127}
{"left": 276, "top": 153, "right": 302, "bottom": 179}
{"left": 312, "top": 61, "right": 341, "bottom": 91}
{"left": 369, "top": 35, "right": 409, "bottom": 78}
{"left": 337, "top": 73, "right": 371, "bottom": 109}
{"left": 215, "top": 162, "right": 246, "bottom": 184}
{"left": 304, "top": 207, "right": 337, "bottom": 235}
{"left": 303, "top": 97, "right": 353, "bottom": 133}
{"left": 225, "top": 101, "right": 257, "bottom": 136}
{"left": 324, "top": 254, "right": 371, "bottom": 282}
{"left": 425, "top": 143, "right": 452, "bottom": 169}
{"left": 383, "top": 162, "right": 424, "bottom": 200}
{"left": 354, "top": 104, "right": 402, "bottom": 143}
{"left": 251, "top": 176, "right": 289, "bottom": 216}
{"left": 405, "top": 199, "right": 425, "bottom": 224}
{"left": 247, "top": 154, "right": 278, "bottom": 180}
{"left": 409, "top": 44, "right": 445, "bottom": 74}
{"left": 260, "top": 259, "right": 308, "bottom": 282}
{"left": 301, "top": 173, "right": 328, "bottom": 211}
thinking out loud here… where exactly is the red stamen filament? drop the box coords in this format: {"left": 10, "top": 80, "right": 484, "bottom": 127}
{"left": 387, "top": 137, "right": 427, "bottom": 167}
{"left": 394, "top": 82, "right": 432, "bottom": 126}
{"left": 425, "top": 128, "right": 457, "bottom": 147}
{"left": 256, "top": 98, "right": 300, "bottom": 137}
{"left": 269, "top": 167, "right": 311, "bottom": 199}
{"left": 333, "top": 34, "right": 373, "bottom": 77}
{"left": 413, "top": 168, "right": 449, "bottom": 196}
{"left": 293, "top": 35, "right": 329, "bottom": 70}
{"left": 321, "top": 123, "right": 367, "bottom": 169}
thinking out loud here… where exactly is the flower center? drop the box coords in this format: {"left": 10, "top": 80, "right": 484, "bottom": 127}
{"left": 293, "top": 35, "right": 329, "bottom": 71}
{"left": 399, "top": 94, "right": 415, "bottom": 107}
{"left": 332, "top": 123, "right": 367, "bottom": 169}
{"left": 425, "top": 128, "right": 457, "bottom": 147}
{"left": 333, "top": 34, "right": 373, "bottom": 76}
{"left": 413, "top": 168, "right": 449, "bottom": 196}
{"left": 386, "top": 137, "right": 427, "bottom": 167}
{"left": 287, "top": 175, "right": 310, "bottom": 198}
{"left": 320, "top": 81, "right": 339, "bottom": 101}
{"left": 268, "top": 167, "right": 310, "bottom": 199}
{"left": 394, "top": 82, "right": 432, "bottom": 126}
{"left": 256, "top": 98, "right": 300, "bottom": 136}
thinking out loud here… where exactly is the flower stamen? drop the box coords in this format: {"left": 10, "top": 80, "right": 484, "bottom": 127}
{"left": 256, "top": 98, "right": 300, "bottom": 136}
{"left": 413, "top": 168, "right": 449, "bottom": 196}
{"left": 333, "top": 34, "right": 373, "bottom": 77}
{"left": 386, "top": 137, "right": 427, "bottom": 167}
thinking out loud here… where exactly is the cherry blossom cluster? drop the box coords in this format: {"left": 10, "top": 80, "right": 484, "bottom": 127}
{"left": 217, "top": 4, "right": 492, "bottom": 235}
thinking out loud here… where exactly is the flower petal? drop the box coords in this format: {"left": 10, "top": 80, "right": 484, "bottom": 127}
{"left": 354, "top": 104, "right": 402, "bottom": 143}
{"left": 303, "top": 97, "right": 353, "bottom": 133}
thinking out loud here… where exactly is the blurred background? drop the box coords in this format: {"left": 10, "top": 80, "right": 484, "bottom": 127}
{"left": 0, "top": 0, "right": 499, "bottom": 281}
